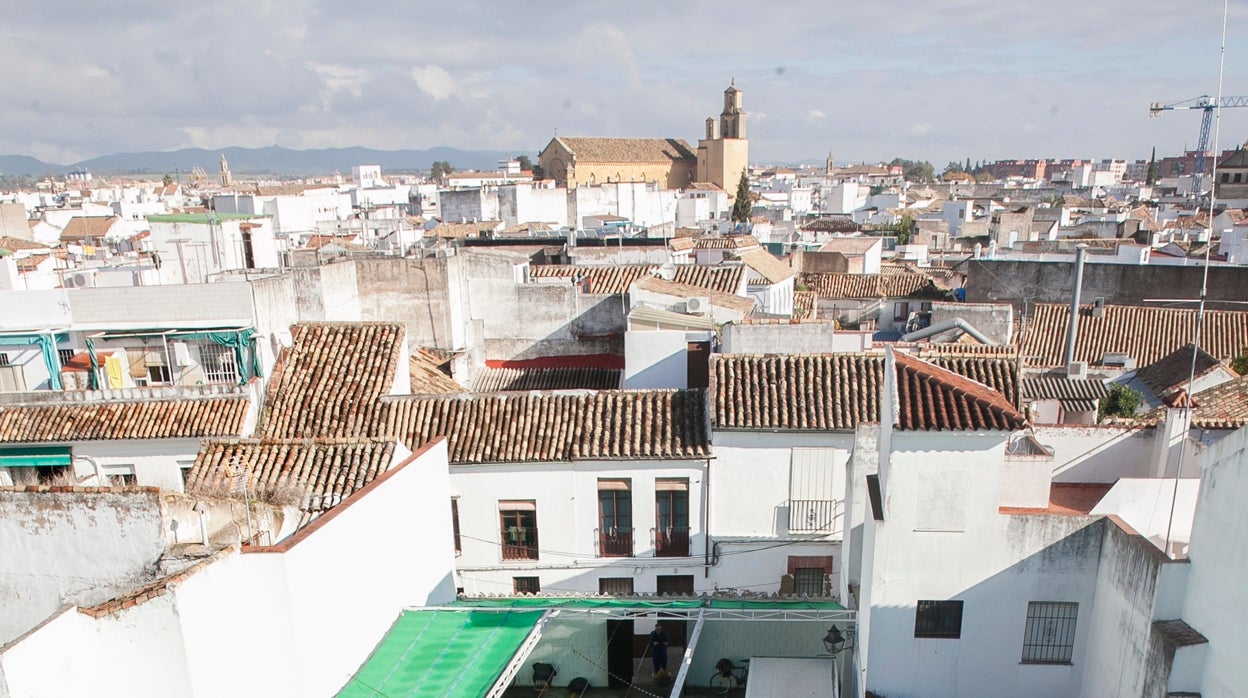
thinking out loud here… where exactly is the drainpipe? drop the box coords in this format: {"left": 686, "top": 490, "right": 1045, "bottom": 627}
{"left": 1063, "top": 244, "right": 1088, "bottom": 367}
{"left": 704, "top": 457, "right": 711, "bottom": 579}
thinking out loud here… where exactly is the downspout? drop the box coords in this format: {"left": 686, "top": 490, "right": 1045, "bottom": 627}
{"left": 1063, "top": 244, "right": 1088, "bottom": 367}
{"left": 704, "top": 457, "right": 711, "bottom": 578}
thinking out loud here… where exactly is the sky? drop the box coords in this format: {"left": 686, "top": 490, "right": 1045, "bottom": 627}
{"left": 3, "top": 0, "right": 1248, "bottom": 166}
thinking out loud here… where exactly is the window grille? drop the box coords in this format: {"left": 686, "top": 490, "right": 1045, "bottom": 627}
{"left": 1021, "top": 602, "right": 1078, "bottom": 664}
{"left": 197, "top": 342, "right": 238, "bottom": 384}
{"left": 915, "top": 600, "right": 963, "bottom": 638}
{"left": 57, "top": 348, "right": 75, "bottom": 366}
{"left": 0, "top": 353, "right": 9, "bottom": 367}
{"left": 793, "top": 568, "right": 825, "bottom": 597}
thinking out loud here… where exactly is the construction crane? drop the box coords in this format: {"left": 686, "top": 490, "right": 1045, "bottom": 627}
{"left": 1149, "top": 95, "right": 1248, "bottom": 193}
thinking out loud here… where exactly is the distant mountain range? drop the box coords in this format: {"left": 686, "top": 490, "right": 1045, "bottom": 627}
{"left": 0, "top": 146, "right": 533, "bottom": 177}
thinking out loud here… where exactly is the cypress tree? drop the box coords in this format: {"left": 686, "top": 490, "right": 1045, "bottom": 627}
{"left": 731, "top": 172, "right": 752, "bottom": 224}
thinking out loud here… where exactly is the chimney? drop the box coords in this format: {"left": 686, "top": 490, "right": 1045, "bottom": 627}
{"left": 1063, "top": 244, "right": 1089, "bottom": 367}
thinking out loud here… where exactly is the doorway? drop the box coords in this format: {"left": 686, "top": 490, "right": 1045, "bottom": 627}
{"left": 605, "top": 618, "right": 635, "bottom": 688}
{"left": 686, "top": 341, "right": 710, "bottom": 389}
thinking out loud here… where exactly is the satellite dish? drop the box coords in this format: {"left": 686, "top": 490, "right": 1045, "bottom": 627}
{"left": 658, "top": 262, "right": 677, "bottom": 281}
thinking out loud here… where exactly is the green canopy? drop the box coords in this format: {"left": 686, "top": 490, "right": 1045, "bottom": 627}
{"left": 338, "top": 610, "right": 542, "bottom": 698}
{"left": 0, "top": 446, "right": 71, "bottom": 468}
{"left": 0, "top": 332, "right": 67, "bottom": 391}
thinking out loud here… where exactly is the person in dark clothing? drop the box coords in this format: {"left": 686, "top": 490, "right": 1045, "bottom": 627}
{"left": 649, "top": 623, "right": 670, "bottom": 676}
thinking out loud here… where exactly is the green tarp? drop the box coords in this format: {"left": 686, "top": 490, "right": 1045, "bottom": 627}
{"left": 0, "top": 332, "right": 67, "bottom": 391}
{"left": 453, "top": 597, "right": 704, "bottom": 611}
{"left": 0, "top": 446, "right": 71, "bottom": 467}
{"left": 339, "top": 610, "right": 542, "bottom": 698}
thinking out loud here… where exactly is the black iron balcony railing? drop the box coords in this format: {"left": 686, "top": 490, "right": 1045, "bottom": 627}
{"left": 598, "top": 529, "right": 633, "bottom": 557}
{"left": 501, "top": 527, "right": 539, "bottom": 560}
{"left": 655, "top": 527, "right": 690, "bottom": 557}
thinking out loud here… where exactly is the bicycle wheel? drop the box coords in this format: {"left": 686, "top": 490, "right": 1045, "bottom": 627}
{"left": 709, "top": 670, "right": 735, "bottom": 694}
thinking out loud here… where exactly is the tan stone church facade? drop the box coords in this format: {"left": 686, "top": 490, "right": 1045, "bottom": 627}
{"left": 538, "top": 83, "right": 749, "bottom": 195}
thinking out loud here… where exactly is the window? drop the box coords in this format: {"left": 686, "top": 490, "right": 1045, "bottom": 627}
{"left": 894, "top": 301, "right": 911, "bottom": 321}
{"left": 915, "top": 600, "right": 963, "bottom": 639}
{"left": 1236, "top": 173, "right": 1245, "bottom": 184}
{"left": 598, "top": 479, "right": 633, "bottom": 557}
{"left": 655, "top": 479, "right": 689, "bottom": 557}
{"left": 451, "top": 498, "right": 462, "bottom": 556}
{"left": 1223, "top": 173, "right": 1232, "bottom": 183}
{"left": 513, "top": 577, "right": 540, "bottom": 595}
{"left": 599, "top": 577, "right": 635, "bottom": 596}
{"left": 57, "top": 348, "right": 75, "bottom": 366}
{"left": 656, "top": 575, "right": 694, "bottom": 596}
{"left": 0, "top": 353, "right": 9, "bottom": 367}
{"left": 147, "top": 364, "right": 172, "bottom": 384}
{"left": 1021, "top": 602, "right": 1078, "bottom": 664}
{"left": 499, "top": 501, "right": 538, "bottom": 560}
{"left": 793, "top": 567, "right": 825, "bottom": 597}
{"left": 197, "top": 343, "right": 238, "bottom": 384}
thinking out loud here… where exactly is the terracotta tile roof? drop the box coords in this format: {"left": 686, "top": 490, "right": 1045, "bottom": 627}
{"left": 379, "top": 389, "right": 710, "bottom": 463}
{"left": 0, "top": 236, "right": 44, "bottom": 252}
{"left": 800, "top": 217, "right": 860, "bottom": 234}
{"left": 531, "top": 264, "right": 654, "bottom": 294}
{"left": 59, "top": 216, "right": 119, "bottom": 242}
{"left": 1018, "top": 304, "right": 1248, "bottom": 368}
{"left": 709, "top": 353, "right": 1019, "bottom": 430}
{"left": 530, "top": 264, "right": 743, "bottom": 295}
{"left": 303, "top": 234, "right": 362, "bottom": 251}
{"left": 555, "top": 137, "right": 697, "bottom": 164}
{"left": 735, "top": 247, "right": 796, "bottom": 284}
{"left": 471, "top": 367, "right": 621, "bottom": 392}
{"left": 793, "top": 291, "right": 817, "bottom": 321}
{"left": 799, "top": 272, "right": 946, "bottom": 299}
{"left": 695, "top": 235, "right": 759, "bottom": 250}
{"left": 1144, "top": 374, "right": 1248, "bottom": 429}
{"left": 1022, "top": 377, "right": 1110, "bottom": 401}
{"left": 1134, "top": 343, "right": 1227, "bottom": 398}
{"left": 818, "top": 237, "right": 881, "bottom": 254}
{"left": 0, "top": 394, "right": 250, "bottom": 442}
{"left": 893, "top": 352, "right": 1026, "bottom": 431}
{"left": 186, "top": 438, "right": 397, "bottom": 514}
{"left": 1000, "top": 483, "right": 1114, "bottom": 516}
{"left": 668, "top": 238, "right": 696, "bottom": 252}
{"left": 409, "top": 351, "right": 465, "bottom": 394}
{"left": 15, "top": 253, "right": 52, "bottom": 272}
{"left": 633, "top": 276, "right": 756, "bottom": 314}
{"left": 259, "top": 322, "right": 405, "bottom": 439}
{"left": 429, "top": 220, "right": 502, "bottom": 239}
{"left": 674, "top": 265, "right": 744, "bottom": 294}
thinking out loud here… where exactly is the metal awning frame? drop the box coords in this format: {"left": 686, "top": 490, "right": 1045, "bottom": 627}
{"left": 421, "top": 604, "right": 855, "bottom": 622}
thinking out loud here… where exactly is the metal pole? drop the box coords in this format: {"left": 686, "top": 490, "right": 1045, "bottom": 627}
{"left": 1062, "top": 244, "right": 1088, "bottom": 367}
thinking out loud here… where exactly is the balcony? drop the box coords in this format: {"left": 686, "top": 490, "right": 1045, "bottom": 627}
{"left": 789, "top": 500, "right": 839, "bottom": 533}
{"left": 655, "top": 527, "right": 690, "bottom": 557}
{"left": 599, "top": 530, "right": 633, "bottom": 557}
{"left": 501, "top": 527, "right": 539, "bottom": 560}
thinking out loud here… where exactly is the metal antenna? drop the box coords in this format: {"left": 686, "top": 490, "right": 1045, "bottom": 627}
{"left": 1163, "top": 0, "right": 1230, "bottom": 556}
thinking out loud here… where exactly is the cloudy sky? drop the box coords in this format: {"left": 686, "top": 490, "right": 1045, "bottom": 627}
{"left": 4, "top": 1, "right": 1248, "bottom": 166}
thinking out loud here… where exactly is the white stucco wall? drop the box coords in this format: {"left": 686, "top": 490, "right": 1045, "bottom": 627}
{"left": 1033, "top": 425, "right": 1159, "bottom": 482}
{"left": 1181, "top": 425, "right": 1248, "bottom": 698}
{"left": 862, "top": 431, "right": 1103, "bottom": 698}
{"left": 452, "top": 459, "right": 711, "bottom": 596}
{"left": 0, "top": 596, "right": 194, "bottom": 698}
{"left": 624, "top": 330, "right": 690, "bottom": 389}
{"left": 0, "top": 489, "right": 167, "bottom": 645}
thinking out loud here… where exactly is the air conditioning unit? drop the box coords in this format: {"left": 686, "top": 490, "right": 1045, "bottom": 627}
{"left": 1067, "top": 361, "right": 1088, "bottom": 380}
{"left": 685, "top": 297, "right": 710, "bottom": 315}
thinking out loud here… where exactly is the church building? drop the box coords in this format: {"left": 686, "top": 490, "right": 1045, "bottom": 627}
{"left": 537, "top": 83, "right": 749, "bottom": 195}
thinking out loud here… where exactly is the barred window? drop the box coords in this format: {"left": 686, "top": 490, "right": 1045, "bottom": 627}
{"left": 197, "top": 343, "right": 238, "bottom": 384}
{"left": 793, "top": 568, "right": 825, "bottom": 597}
{"left": 1021, "top": 602, "right": 1078, "bottom": 664}
{"left": 915, "top": 600, "right": 963, "bottom": 639}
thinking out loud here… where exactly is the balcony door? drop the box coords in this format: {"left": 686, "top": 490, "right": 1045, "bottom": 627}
{"left": 655, "top": 479, "right": 690, "bottom": 557}
{"left": 598, "top": 480, "right": 633, "bottom": 557}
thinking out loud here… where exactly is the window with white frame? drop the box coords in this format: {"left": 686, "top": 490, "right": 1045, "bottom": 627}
{"left": 1021, "top": 602, "right": 1078, "bottom": 664}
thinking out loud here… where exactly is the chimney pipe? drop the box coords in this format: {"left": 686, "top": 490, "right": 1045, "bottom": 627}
{"left": 1064, "top": 244, "right": 1088, "bottom": 366}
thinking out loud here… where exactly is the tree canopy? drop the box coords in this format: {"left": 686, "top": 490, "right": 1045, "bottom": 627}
{"left": 1098, "top": 383, "right": 1144, "bottom": 421}
{"left": 889, "top": 158, "right": 936, "bottom": 183}
{"left": 430, "top": 161, "right": 455, "bottom": 184}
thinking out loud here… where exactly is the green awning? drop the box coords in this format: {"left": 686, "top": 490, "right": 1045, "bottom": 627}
{"left": 708, "top": 599, "right": 844, "bottom": 610}
{"left": 0, "top": 446, "right": 71, "bottom": 467}
{"left": 338, "top": 610, "right": 542, "bottom": 698}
